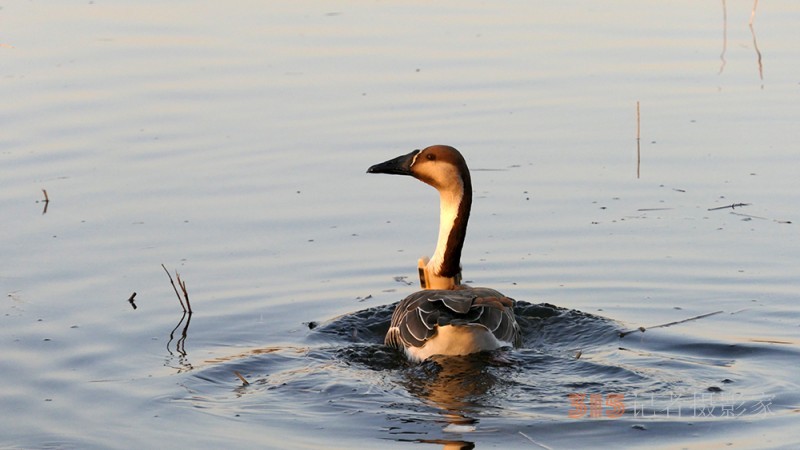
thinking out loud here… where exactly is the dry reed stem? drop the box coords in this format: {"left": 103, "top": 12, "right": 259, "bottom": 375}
{"left": 176, "top": 273, "right": 192, "bottom": 313}
{"left": 41, "top": 189, "right": 50, "bottom": 214}
{"left": 162, "top": 264, "right": 192, "bottom": 313}
{"left": 234, "top": 371, "right": 250, "bottom": 386}
{"left": 636, "top": 101, "right": 641, "bottom": 179}
{"left": 707, "top": 203, "right": 750, "bottom": 211}
{"left": 619, "top": 310, "right": 723, "bottom": 337}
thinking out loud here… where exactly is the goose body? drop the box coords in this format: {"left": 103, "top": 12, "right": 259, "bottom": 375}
{"left": 368, "top": 145, "right": 521, "bottom": 361}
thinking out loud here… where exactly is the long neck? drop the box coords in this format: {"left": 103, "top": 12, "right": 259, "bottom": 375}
{"left": 427, "top": 174, "right": 472, "bottom": 284}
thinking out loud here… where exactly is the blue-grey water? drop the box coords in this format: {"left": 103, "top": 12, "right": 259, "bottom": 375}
{"left": 2, "top": 1, "right": 798, "bottom": 448}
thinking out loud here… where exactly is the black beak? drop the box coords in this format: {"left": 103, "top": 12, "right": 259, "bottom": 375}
{"left": 367, "top": 149, "right": 420, "bottom": 176}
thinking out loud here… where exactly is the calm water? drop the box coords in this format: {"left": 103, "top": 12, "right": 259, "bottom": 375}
{"left": 2, "top": 1, "right": 799, "bottom": 448}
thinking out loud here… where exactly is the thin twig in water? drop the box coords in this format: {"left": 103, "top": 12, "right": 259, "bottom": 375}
{"left": 636, "top": 101, "right": 641, "bottom": 179}
{"left": 749, "top": 21, "right": 763, "bottom": 82}
{"left": 127, "top": 292, "right": 137, "bottom": 310}
{"left": 719, "top": 0, "right": 727, "bottom": 74}
{"left": 748, "top": 0, "right": 763, "bottom": 82}
{"left": 749, "top": 0, "right": 758, "bottom": 26}
{"left": 620, "top": 311, "right": 723, "bottom": 337}
{"left": 176, "top": 273, "right": 192, "bottom": 313}
{"left": 162, "top": 264, "right": 192, "bottom": 313}
{"left": 162, "top": 264, "right": 186, "bottom": 312}
{"left": 707, "top": 203, "right": 750, "bottom": 211}
{"left": 519, "top": 431, "right": 553, "bottom": 450}
{"left": 41, "top": 189, "right": 50, "bottom": 215}
{"left": 234, "top": 371, "right": 250, "bottom": 386}
{"left": 161, "top": 264, "right": 193, "bottom": 361}
{"left": 648, "top": 310, "right": 723, "bottom": 330}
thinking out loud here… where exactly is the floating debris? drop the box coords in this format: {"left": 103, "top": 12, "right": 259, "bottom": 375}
{"left": 234, "top": 371, "right": 250, "bottom": 386}
{"left": 127, "top": 292, "right": 137, "bottom": 310}
{"left": 708, "top": 203, "right": 750, "bottom": 211}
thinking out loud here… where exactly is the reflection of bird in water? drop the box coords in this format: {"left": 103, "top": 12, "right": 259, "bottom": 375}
{"left": 399, "top": 353, "right": 512, "bottom": 449}
{"left": 368, "top": 146, "right": 521, "bottom": 362}
{"left": 418, "top": 439, "right": 475, "bottom": 450}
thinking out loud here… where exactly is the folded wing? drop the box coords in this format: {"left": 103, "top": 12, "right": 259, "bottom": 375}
{"left": 385, "top": 286, "right": 521, "bottom": 350}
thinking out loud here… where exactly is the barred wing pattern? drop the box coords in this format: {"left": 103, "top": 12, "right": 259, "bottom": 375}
{"left": 384, "top": 286, "right": 522, "bottom": 351}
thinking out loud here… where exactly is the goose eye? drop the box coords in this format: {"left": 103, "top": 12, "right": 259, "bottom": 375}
{"left": 426, "top": 153, "right": 436, "bottom": 161}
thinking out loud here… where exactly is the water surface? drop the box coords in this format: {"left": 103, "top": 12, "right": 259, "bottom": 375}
{"left": 1, "top": 1, "right": 798, "bottom": 448}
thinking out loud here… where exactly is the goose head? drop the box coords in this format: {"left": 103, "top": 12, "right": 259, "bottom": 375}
{"left": 368, "top": 145, "right": 472, "bottom": 290}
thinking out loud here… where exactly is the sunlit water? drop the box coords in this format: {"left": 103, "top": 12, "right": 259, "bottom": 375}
{"left": 2, "top": 1, "right": 799, "bottom": 448}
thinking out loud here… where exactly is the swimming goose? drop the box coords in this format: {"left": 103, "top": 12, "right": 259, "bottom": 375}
{"left": 367, "top": 145, "right": 521, "bottom": 361}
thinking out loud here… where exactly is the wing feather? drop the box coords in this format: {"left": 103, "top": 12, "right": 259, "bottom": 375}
{"left": 384, "top": 286, "right": 521, "bottom": 351}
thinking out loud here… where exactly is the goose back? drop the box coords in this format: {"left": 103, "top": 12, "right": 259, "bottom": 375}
{"left": 384, "top": 285, "right": 522, "bottom": 354}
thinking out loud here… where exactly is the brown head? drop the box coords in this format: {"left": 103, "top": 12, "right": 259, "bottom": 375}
{"left": 367, "top": 145, "right": 471, "bottom": 195}
{"left": 368, "top": 145, "right": 473, "bottom": 287}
